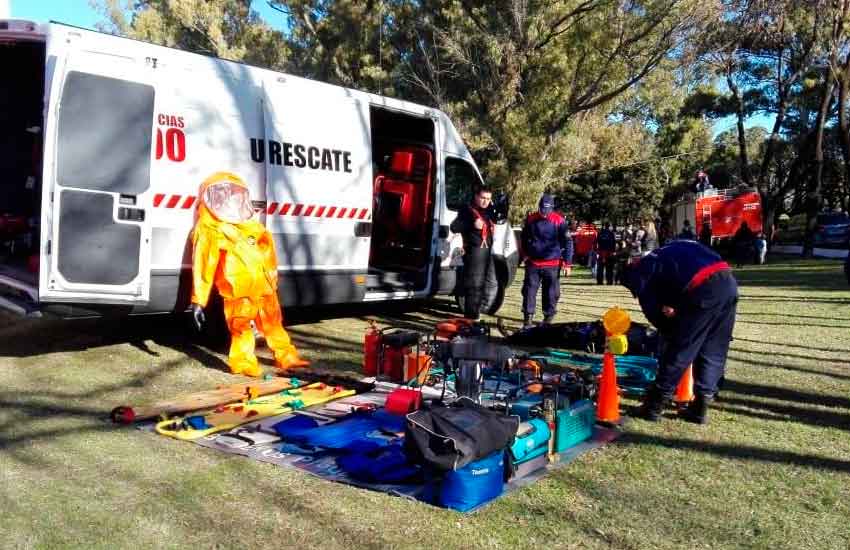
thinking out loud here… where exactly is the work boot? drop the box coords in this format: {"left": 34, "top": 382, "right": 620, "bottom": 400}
{"left": 522, "top": 314, "right": 534, "bottom": 330}
{"left": 679, "top": 393, "right": 713, "bottom": 425}
{"left": 636, "top": 386, "right": 666, "bottom": 422}
{"left": 543, "top": 314, "right": 555, "bottom": 325}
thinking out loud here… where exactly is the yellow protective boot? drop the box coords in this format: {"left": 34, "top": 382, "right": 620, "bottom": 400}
{"left": 274, "top": 350, "right": 310, "bottom": 372}
{"left": 241, "top": 362, "right": 263, "bottom": 377}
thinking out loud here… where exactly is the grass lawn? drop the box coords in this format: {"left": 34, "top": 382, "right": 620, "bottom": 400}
{"left": 1, "top": 256, "right": 849, "bottom": 549}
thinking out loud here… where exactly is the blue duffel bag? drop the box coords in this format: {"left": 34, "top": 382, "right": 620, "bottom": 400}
{"left": 425, "top": 450, "right": 506, "bottom": 512}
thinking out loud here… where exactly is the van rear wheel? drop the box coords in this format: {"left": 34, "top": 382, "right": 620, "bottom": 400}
{"left": 454, "top": 272, "right": 507, "bottom": 316}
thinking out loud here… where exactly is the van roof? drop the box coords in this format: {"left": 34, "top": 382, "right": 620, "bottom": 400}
{"left": 31, "top": 20, "right": 450, "bottom": 124}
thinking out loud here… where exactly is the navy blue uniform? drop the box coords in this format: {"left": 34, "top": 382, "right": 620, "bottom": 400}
{"left": 622, "top": 240, "right": 738, "bottom": 397}
{"left": 595, "top": 228, "right": 616, "bottom": 285}
{"left": 521, "top": 211, "right": 569, "bottom": 318}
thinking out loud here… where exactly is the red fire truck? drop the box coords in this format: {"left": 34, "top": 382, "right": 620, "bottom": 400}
{"left": 671, "top": 187, "right": 762, "bottom": 243}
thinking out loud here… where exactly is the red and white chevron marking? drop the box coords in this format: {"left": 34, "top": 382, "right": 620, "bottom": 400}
{"left": 152, "top": 194, "right": 371, "bottom": 220}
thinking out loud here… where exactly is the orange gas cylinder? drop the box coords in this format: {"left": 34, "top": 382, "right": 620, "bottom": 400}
{"left": 363, "top": 322, "right": 381, "bottom": 376}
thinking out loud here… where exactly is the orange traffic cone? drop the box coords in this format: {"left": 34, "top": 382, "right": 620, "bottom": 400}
{"left": 596, "top": 351, "right": 621, "bottom": 424}
{"left": 673, "top": 365, "right": 694, "bottom": 406}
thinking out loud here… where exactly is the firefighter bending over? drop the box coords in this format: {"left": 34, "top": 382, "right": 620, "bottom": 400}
{"left": 189, "top": 172, "right": 309, "bottom": 376}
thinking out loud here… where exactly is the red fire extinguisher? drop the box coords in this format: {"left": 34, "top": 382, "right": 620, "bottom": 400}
{"left": 363, "top": 321, "right": 381, "bottom": 376}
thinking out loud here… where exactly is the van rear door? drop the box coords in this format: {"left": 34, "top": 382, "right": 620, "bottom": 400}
{"left": 39, "top": 24, "right": 155, "bottom": 305}
{"left": 260, "top": 79, "right": 372, "bottom": 304}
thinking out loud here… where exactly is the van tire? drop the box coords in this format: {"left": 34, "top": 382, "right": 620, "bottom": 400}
{"left": 454, "top": 260, "right": 508, "bottom": 316}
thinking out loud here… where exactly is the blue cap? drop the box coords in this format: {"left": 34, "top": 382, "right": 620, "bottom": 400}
{"left": 539, "top": 194, "right": 555, "bottom": 215}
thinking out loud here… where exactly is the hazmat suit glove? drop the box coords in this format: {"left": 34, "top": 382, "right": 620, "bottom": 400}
{"left": 190, "top": 303, "right": 206, "bottom": 331}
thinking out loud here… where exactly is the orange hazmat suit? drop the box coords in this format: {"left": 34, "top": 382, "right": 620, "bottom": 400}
{"left": 190, "top": 172, "right": 308, "bottom": 376}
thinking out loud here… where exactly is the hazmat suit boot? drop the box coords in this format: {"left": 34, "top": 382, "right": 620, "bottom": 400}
{"left": 636, "top": 386, "right": 666, "bottom": 422}
{"left": 679, "top": 393, "right": 713, "bottom": 425}
{"left": 543, "top": 314, "right": 555, "bottom": 325}
{"left": 274, "top": 349, "right": 310, "bottom": 372}
{"left": 523, "top": 314, "right": 534, "bottom": 330}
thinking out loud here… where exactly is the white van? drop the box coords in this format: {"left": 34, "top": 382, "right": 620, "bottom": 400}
{"left": 0, "top": 20, "right": 518, "bottom": 318}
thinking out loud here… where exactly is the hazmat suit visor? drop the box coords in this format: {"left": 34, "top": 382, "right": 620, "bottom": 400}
{"left": 202, "top": 181, "right": 253, "bottom": 223}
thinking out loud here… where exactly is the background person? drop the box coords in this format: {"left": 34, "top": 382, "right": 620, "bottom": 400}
{"left": 520, "top": 194, "right": 570, "bottom": 327}
{"left": 620, "top": 240, "right": 738, "bottom": 425}
{"left": 678, "top": 219, "right": 696, "bottom": 240}
{"left": 642, "top": 219, "right": 659, "bottom": 255}
{"left": 595, "top": 222, "right": 617, "bottom": 285}
{"left": 450, "top": 185, "right": 496, "bottom": 320}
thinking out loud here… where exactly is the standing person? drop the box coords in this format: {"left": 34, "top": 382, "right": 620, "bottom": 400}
{"left": 693, "top": 170, "right": 712, "bottom": 193}
{"left": 633, "top": 224, "right": 646, "bottom": 256}
{"left": 450, "top": 185, "right": 496, "bottom": 320}
{"left": 733, "top": 222, "right": 755, "bottom": 268}
{"left": 595, "top": 222, "right": 616, "bottom": 285}
{"left": 699, "top": 222, "right": 713, "bottom": 248}
{"left": 620, "top": 240, "right": 738, "bottom": 424}
{"left": 562, "top": 220, "right": 576, "bottom": 277}
{"left": 520, "top": 194, "right": 570, "bottom": 328}
{"left": 642, "top": 219, "right": 659, "bottom": 255}
{"left": 754, "top": 230, "right": 767, "bottom": 264}
{"left": 678, "top": 219, "right": 696, "bottom": 240}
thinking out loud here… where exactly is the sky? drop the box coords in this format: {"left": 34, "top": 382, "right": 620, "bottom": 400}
{"left": 9, "top": 0, "right": 288, "bottom": 31}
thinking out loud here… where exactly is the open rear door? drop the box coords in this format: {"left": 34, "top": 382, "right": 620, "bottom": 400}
{"left": 39, "top": 25, "right": 155, "bottom": 305}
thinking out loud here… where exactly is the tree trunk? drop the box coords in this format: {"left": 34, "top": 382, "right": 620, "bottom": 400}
{"left": 838, "top": 60, "right": 850, "bottom": 215}
{"left": 803, "top": 76, "right": 837, "bottom": 257}
{"left": 727, "top": 74, "right": 752, "bottom": 187}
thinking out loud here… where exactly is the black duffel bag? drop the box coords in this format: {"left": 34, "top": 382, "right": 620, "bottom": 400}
{"left": 405, "top": 397, "right": 519, "bottom": 471}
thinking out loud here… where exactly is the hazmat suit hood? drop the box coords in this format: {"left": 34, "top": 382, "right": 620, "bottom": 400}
{"left": 197, "top": 172, "right": 254, "bottom": 225}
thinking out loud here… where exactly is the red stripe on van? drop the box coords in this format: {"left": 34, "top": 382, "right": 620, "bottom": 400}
{"left": 181, "top": 196, "right": 196, "bottom": 209}
{"left": 315, "top": 206, "right": 326, "bottom": 217}
{"left": 358, "top": 208, "right": 368, "bottom": 220}
{"left": 303, "top": 205, "right": 315, "bottom": 217}
{"left": 279, "top": 203, "right": 292, "bottom": 216}
{"left": 348, "top": 208, "right": 357, "bottom": 218}
{"left": 337, "top": 208, "right": 347, "bottom": 218}
{"left": 292, "top": 204, "right": 304, "bottom": 216}
{"left": 166, "top": 195, "right": 181, "bottom": 208}
{"left": 267, "top": 202, "right": 279, "bottom": 215}
{"left": 153, "top": 194, "right": 165, "bottom": 207}
{"left": 326, "top": 206, "right": 337, "bottom": 217}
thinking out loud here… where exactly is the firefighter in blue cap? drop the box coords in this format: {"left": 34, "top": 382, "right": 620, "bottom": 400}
{"left": 620, "top": 240, "right": 738, "bottom": 424}
{"left": 520, "top": 193, "right": 570, "bottom": 328}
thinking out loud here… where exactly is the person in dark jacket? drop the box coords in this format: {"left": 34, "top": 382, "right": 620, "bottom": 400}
{"left": 595, "top": 222, "right": 616, "bottom": 285}
{"left": 699, "top": 222, "right": 713, "bottom": 248}
{"left": 520, "top": 194, "right": 570, "bottom": 327}
{"left": 733, "top": 221, "right": 755, "bottom": 268}
{"left": 678, "top": 219, "right": 696, "bottom": 240}
{"left": 562, "top": 220, "right": 577, "bottom": 277}
{"left": 620, "top": 240, "right": 738, "bottom": 424}
{"left": 450, "top": 185, "right": 496, "bottom": 320}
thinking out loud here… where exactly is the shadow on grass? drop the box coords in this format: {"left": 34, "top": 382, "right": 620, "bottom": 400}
{"left": 727, "top": 352, "right": 850, "bottom": 382}
{"left": 732, "top": 336, "right": 850, "bottom": 354}
{"left": 718, "top": 395, "right": 850, "bottom": 431}
{"left": 620, "top": 432, "right": 850, "bottom": 474}
{"left": 723, "top": 379, "right": 850, "bottom": 410}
